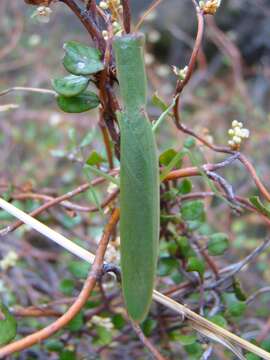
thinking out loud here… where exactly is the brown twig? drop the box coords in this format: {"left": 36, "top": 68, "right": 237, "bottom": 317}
{"left": 0, "top": 170, "right": 119, "bottom": 235}
{"left": 0, "top": 208, "right": 120, "bottom": 358}
{"left": 59, "top": 0, "right": 106, "bottom": 52}
{"left": 121, "top": 0, "right": 131, "bottom": 34}
{"left": 130, "top": 320, "right": 167, "bottom": 360}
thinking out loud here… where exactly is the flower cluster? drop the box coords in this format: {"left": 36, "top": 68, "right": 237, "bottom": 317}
{"left": 99, "top": 1, "right": 123, "bottom": 40}
{"left": 199, "top": 0, "right": 221, "bottom": 15}
{"left": 105, "top": 237, "right": 120, "bottom": 264}
{"left": 172, "top": 65, "right": 189, "bottom": 81}
{"left": 99, "top": 0, "right": 123, "bottom": 15}
{"left": 228, "top": 120, "right": 250, "bottom": 149}
{"left": 91, "top": 315, "right": 114, "bottom": 330}
{"left": 31, "top": 5, "right": 52, "bottom": 23}
{"left": 0, "top": 251, "right": 18, "bottom": 271}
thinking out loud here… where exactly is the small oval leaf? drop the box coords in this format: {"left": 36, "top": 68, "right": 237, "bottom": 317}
{"left": 63, "top": 41, "right": 104, "bottom": 75}
{"left": 57, "top": 91, "right": 100, "bottom": 113}
{"left": 52, "top": 75, "right": 89, "bottom": 97}
{"left": 0, "top": 303, "right": 17, "bottom": 346}
{"left": 208, "top": 233, "right": 229, "bottom": 256}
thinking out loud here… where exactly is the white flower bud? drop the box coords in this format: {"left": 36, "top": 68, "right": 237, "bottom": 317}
{"left": 232, "top": 120, "right": 239, "bottom": 128}
{"left": 233, "top": 136, "right": 241, "bottom": 144}
{"left": 240, "top": 128, "right": 250, "bottom": 138}
{"left": 31, "top": 6, "right": 52, "bottom": 23}
{"left": 99, "top": 1, "right": 109, "bottom": 10}
{"left": 228, "top": 129, "right": 234, "bottom": 136}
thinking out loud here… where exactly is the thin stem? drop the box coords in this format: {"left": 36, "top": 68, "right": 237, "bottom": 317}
{"left": 130, "top": 320, "right": 167, "bottom": 360}
{"left": 0, "top": 87, "right": 56, "bottom": 97}
{"left": 121, "top": 0, "right": 131, "bottom": 33}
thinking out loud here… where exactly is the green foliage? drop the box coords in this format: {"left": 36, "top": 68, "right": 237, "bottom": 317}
{"left": 68, "top": 261, "right": 91, "bottom": 278}
{"left": 112, "top": 314, "right": 126, "bottom": 330}
{"left": 86, "top": 151, "right": 106, "bottom": 166}
{"left": 63, "top": 41, "right": 104, "bottom": 75}
{"left": 233, "top": 279, "right": 247, "bottom": 301}
{"left": 208, "top": 233, "right": 229, "bottom": 256}
{"left": 67, "top": 312, "right": 84, "bottom": 332}
{"left": 186, "top": 257, "right": 205, "bottom": 278}
{"left": 181, "top": 200, "right": 205, "bottom": 230}
{"left": 178, "top": 179, "right": 192, "bottom": 194}
{"left": 59, "top": 350, "right": 76, "bottom": 360}
{"left": 158, "top": 257, "right": 179, "bottom": 276}
{"left": 208, "top": 314, "right": 227, "bottom": 328}
{"left": 250, "top": 196, "right": 270, "bottom": 218}
{"left": 0, "top": 302, "right": 17, "bottom": 346}
{"left": 57, "top": 91, "right": 99, "bottom": 113}
{"left": 52, "top": 75, "right": 89, "bottom": 97}
{"left": 59, "top": 279, "right": 75, "bottom": 296}
{"left": 94, "top": 326, "right": 112, "bottom": 346}
{"left": 45, "top": 339, "right": 64, "bottom": 352}
{"left": 224, "top": 293, "right": 247, "bottom": 317}
{"left": 141, "top": 318, "right": 157, "bottom": 336}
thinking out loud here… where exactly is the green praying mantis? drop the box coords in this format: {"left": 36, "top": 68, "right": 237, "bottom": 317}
{"left": 113, "top": 33, "right": 160, "bottom": 323}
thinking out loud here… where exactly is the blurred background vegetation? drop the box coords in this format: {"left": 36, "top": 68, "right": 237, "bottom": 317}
{"left": 1, "top": 0, "right": 270, "bottom": 359}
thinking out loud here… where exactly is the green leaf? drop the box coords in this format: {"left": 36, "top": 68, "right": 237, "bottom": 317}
{"left": 184, "top": 343, "right": 203, "bottom": 357}
{"left": 178, "top": 179, "right": 192, "bottom": 194}
{"left": 45, "top": 339, "right": 64, "bottom": 352}
{"left": 208, "top": 233, "right": 229, "bottom": 256}
{"left": 261, "top": 339, "right": 270, "bottom": 351}
{"left": 68, "top": 261, "right": 91, "bottom": 278}
{"left": 250, "top": 196, "right": 270, "bottom": 218}
{"left": 176, "top": 236, "right": 193, "bottom": 259}
{"left": 94, "top": 326, "right": 112, "bottom": 346}
{"left": 186, "top": 257, "right": 205, "bottom": 278}
{"left": 63, "top": 41, "right": 104, "bottom": 75}
{"left": 59, "top": 350, "right": 76, "bottom": 360}
{"left": 246, "top": 354, "right": 260, "bottom": 360}
{"left": 160, "top": 149, "right": 187, "bottom": 181}
{"left": 152, "top": 92, "right": 168, "bottom": 111}
{"left": 181, "top": 201, "right": 204, "bottom": 221}
{"left": 226, "top": 301, "right": 246, "bottom": 317}
{"left": 86, "top": 151, "right": 106, "bottom": 166}
{"left": 183, "top": 137, "right": 196, "bottom": 149}
{"left": 158, "top": 257, "right": 179, "bottom": 276}
{"left": 141, "top": 318, "right": 157, "bottom": 336}
{"left": 170, "top": 333, "right": 197, "bottom": 345}
{"left": 59, "top": 279, "right": 75, "bottom": 296}
{"left": 67, "top": 312, "right": 84, "bottom": 332}
{"left": 233, "top": 279, "right": 247, "bottom": 301}
{"left": 208, "top": 314, "right": 227, "bottom": 328}
{"left": 57, "top": 91, "right": 99, "bottom": 113}
{"left": 112, "top": 314, "right": 125, "bottom": 330}
{"left": 159, "top": 149, "right": 178, "bottom": 166}
{"left": 52, "top": 75, "right": 89, "bottom": 97}
{"left": 0, "top": 303, "right": 17, "bottom": 346}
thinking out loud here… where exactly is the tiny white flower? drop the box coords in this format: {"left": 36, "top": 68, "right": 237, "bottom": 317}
{"left": 228, "top": 129, "right": 234, "bottom": 136}
{"left": 31, "top": 6, "right": 52, "bottom": 24}
{"left": 0, "top": 251, "right": 18, "bottom": 271}
{"left": 148, "top": 30, "right": 161, "bottom": 43}
{"left": 102, "top": 30, "right": 109, "bottom": 40}
{"left": 241, "top": 128, "right": 250, "bottom": 138}
{"left": 232, "top": 120, "right": 239, "bottom": 128}
{"left": 232, "top": 136, "right": 241, "bottom": 144}
{"left": 99, "top": 1, "right": 109, "bottom": 10}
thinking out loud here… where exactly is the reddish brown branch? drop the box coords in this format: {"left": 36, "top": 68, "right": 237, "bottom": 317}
{"left": 0, "top": 208, "right": 120, "bottom": 358}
